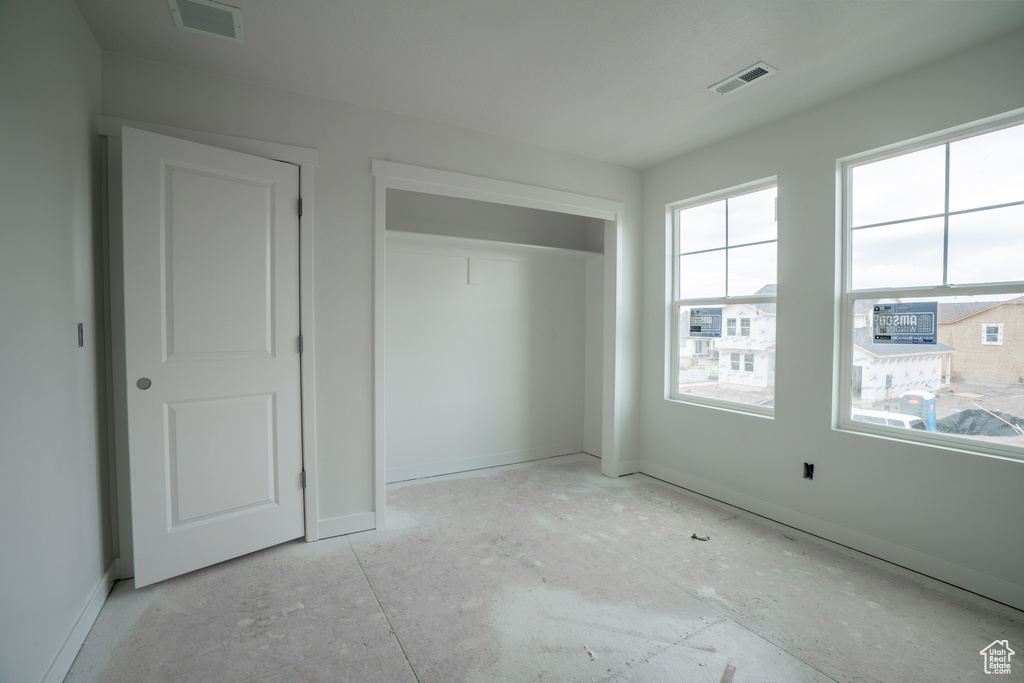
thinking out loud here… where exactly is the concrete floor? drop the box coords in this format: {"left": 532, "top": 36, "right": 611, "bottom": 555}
{"left": 66, "top": 453, "right": 1023, "bottom": 682}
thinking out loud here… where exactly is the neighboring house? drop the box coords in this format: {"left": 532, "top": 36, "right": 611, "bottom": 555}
{"left": 678, "top": 285, "right": 777, "bottom": 388}
{"left": 938, "top": 299, "right": 1024, "bottom": 384}
{"left": 852, "top": 327, "right": 953, "bottom": 401}
{"left": 852, "top": 299, "right": 954, "bottom": 401}
{"left": 716, "top": 301, "right": 776, "bottom": 388}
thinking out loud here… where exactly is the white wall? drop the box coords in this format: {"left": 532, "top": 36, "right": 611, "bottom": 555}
{"left": 100, "top": 52, "right": 642, "bottom": 533}
{"left": 640, "top": 28, "right": 1024, "bottom": 609}
{"left": 583, "top": 252, "right": 604, "bottom": 456}
{"left": 386, "top": 232, "right": 591, "bottom": 480}
{"left": 0, "top": 2, "right": 109, "bottom": 681}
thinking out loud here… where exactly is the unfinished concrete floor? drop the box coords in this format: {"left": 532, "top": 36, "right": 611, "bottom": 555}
{"left": 66, "top": 453, "right": 1023, "bottom": 682}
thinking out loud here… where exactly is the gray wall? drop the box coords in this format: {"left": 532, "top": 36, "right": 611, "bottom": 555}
{"left": 100, "top": 51, "right": 642, "bottom": 536}
{"left": 0, "top": 1, "right": 107, "bottom": 681}
{"left": 640, "top": 28, "right": 1024, "bottom": 609}
{"left": 387, "top": 188, "right": 605, "bottom": 252}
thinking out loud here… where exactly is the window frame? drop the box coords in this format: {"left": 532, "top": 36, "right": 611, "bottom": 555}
{"left": 668, "top": 177, "right": 777, "bottom": 416}
{"left": 837, "top": 113, "right": 1024, "bottom": 460}
{"left": 982, "top": 323, "right": 1004, "bottom": 345}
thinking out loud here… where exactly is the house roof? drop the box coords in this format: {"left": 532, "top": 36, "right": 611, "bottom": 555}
{"left": 853, "top": 328, "right": 954, "bottom": 358}
{"left": 748, "top": 284, "right": 776, "bottom": 315}
{"left": 854, "top": 297, "right": 1024, "bottom": 324}
{"left": 939, "top": 298, "right": 1024, "bottom": 323}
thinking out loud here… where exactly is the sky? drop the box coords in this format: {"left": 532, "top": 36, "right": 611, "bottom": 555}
{"left": 850, "top": 121, "right": 1024, "bottom": 290}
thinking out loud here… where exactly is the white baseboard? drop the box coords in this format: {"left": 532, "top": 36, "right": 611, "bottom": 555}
{"left": 639, "top": 459, "right": 1024, "bottom": 611}
{"left": 42, "top": 562, "right": 116, "bottom": 683}
{"left": 387, "top": 443, "right": 584, "bottom": 483}
{"left": 317, "top": 511, "right": 377, "bottom": 540}
{"left": 609, "top": 458, "right": 641, "bottom": 477}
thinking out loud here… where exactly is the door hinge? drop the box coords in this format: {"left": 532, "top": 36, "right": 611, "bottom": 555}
{"left": 301, "top": 471, "right": 307, "bottom": 489}
{"left": 297, "top": 197, "right": 303, "bottom": 217}
{"left": 297, "top": 334, "right": 304, "bottom": 354}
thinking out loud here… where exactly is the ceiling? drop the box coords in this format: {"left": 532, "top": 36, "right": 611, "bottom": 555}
{"left": 74, "top": 0, "right": 1024, "bottom": 169}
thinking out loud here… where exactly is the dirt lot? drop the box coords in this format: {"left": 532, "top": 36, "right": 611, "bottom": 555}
{"left": 679, "top": 376, "right": 1024, "bottom": 449}
{"left": 858, "top": 380, "right": 1024, "bottom": 448}
{"left": 676, "top": 381, "right": 774, "bottom": 406}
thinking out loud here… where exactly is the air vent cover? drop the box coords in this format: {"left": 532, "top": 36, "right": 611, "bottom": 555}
{"left": 168, "top": 0, "right": 243, "bottom": 42}
{"left": 709, "top": 61, "right": 777, "bottom": 96}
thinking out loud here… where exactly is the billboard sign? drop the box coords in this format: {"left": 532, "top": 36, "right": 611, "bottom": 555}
{"left": 872, "top": 302, "right": 937, "bottom": 344}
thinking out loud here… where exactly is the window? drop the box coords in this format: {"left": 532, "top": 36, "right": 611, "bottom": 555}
{"left": 842, "top": 117, "right": 1024, "bottom": 458}
{"left": 982, "top": 324, "right": 1003, "bottom": 345}
{"left": 670, "top": 180, "right": 777, "bottom": 413}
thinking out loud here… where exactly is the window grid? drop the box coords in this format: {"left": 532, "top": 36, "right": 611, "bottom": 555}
{"left": 982, "top": 324, "right": 1003, "bottom": 345}
{"left": 840, "top": 115, "right": 1024, "bottom": 461}
{"left": 669, "top": 179, "right": 777, "bottom": 415}
{"left": 849, "top": 121, "right": 1024, "bottom": 292}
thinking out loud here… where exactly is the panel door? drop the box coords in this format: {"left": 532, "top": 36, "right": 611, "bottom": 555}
{"left": 122, "top": 126, "right": 303, "bottom": 587}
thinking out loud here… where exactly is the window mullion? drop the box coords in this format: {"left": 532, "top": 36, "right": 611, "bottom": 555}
{"left": 724, "top": 198, "right": 729, "bottom": 298}
{"left": 942, "top": 142, "right": 951, "bottom": 286}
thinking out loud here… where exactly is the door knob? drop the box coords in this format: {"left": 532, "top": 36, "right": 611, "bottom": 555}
{"left": 136, "top": 377, "right": 152, "bottom": 390}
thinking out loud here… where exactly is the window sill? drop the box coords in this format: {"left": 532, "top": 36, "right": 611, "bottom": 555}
{"left": 667, "top": 394, "right": 774, "bottom": 419}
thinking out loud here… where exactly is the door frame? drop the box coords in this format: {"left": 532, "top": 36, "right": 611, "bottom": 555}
{"left": 372, "top": 160, "right": 630, "bottom": 528}
{"left": 100, "top": 117, "right": 321, "bottom": 579}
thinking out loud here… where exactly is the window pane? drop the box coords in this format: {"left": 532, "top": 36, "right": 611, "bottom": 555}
{"left": 728, "top": 187, "right": 777, "bottom": 245}
{"left": 676, "top": 304, "right": 775, "bottom": 407}
{"left": 849, "top": 295, "right": 1024, "bottom": 451}
{"left": 740, "top": 318, "right": 750, "bottom": 336}
{"left": 728, "top": 242, "right": 777, "bottom": 296}
{"left": 679, "top": 251, "right": 725, "bottom": 299}
{"left": 851, "top": 217, "right": 944, "bottom": 290}
{"left": 947, "top": 204, "right": 1024, "bottom": 285}
{"left": 726, "top": 318, "right": 736, "bottom": 335}
{"left": 679, "top": 201, "right": 725, "bottom": 253}
{"left": 851, "top": 146, "right": 946, "bottom": 227}
{"left": 949, "top": 123, "right": 1024, "bottom": 212}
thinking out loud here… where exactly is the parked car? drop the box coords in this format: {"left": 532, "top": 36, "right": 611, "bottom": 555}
{"left": 852, "top": 409, "right": 927, "bottom": 430}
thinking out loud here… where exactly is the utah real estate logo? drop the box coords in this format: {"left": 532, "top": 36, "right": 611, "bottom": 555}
{"left": 980, "top": 640, "right": 1014, "bottom": 675}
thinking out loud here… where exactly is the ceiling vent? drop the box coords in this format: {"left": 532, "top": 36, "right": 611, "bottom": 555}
{"left": 709, "top": 61, "right": 777, "bottom": 96}
{"left": 168, "top": 0, "right": 243, "bottom": 42}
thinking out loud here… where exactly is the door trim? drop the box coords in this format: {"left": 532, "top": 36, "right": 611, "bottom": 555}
{"left": 100, "top": 117, "right": 321, "bottom": 581}
{"left": 372, "top": 160, "right": 630, "bottom": 529}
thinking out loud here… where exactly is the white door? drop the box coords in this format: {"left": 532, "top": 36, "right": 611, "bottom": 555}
{"left": 122, "top": 127, "right": 304, "bottom": 588}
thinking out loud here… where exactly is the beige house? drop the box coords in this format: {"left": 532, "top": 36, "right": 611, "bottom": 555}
{"left": 938, "top": 299, "right": 1024, "bottom": 384}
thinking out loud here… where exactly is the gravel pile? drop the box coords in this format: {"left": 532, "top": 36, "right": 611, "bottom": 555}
{"left": 936, "top": 409, "right": 1024, "bottom": 436}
